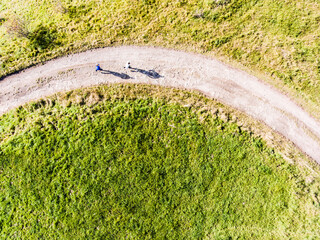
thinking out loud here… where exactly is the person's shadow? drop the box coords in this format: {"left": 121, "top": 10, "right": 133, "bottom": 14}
{"left": 100, "top": 69, "right": 132, "bottom": 79}
{"left": 130, "top": 68, "right": 163, "bottom": 79}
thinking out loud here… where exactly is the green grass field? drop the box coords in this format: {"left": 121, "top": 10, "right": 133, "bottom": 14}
{"left": 0, "top": 0, "right": 320, "bottom": 116}
{"left": 0, "top": 84, "right": 320, "bottom": 239}
{"left": 1, "top": 1, "right": 320, "bottom": 238}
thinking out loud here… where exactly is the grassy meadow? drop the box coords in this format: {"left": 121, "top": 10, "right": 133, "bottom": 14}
{"left": 0, "top": 84, "right": 320, "bottom": 239}
{"left": 1, "top": 0, "right": 320, "bottom": 238}
{"left": 0, "top": 0, "right": 320, "bottom": 116}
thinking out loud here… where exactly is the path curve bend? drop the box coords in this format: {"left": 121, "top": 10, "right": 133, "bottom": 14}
{"left": 1, "top": 46, "right": 320, "bottom": 162}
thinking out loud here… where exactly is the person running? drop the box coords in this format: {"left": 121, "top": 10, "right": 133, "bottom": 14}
{"left": 96, "top": 64, "right": 101, "bottom": 71}
{"left": 124, "top": 61, "right": 131, "bottom": 69}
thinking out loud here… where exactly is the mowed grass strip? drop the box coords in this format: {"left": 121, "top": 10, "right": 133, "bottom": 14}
{"left": 0, "top": 85, "right": 319, "bottom": 239}
{"left": 0, "top": 0, "right": 320, "bottom": 116}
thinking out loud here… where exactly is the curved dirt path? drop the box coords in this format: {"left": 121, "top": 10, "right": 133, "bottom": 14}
{"left": 1, "top": 46, "right": 320, "bottom": 162}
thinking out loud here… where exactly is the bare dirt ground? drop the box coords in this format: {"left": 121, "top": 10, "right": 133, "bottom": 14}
{"left": 1, "top": 46, "right": 320, "bottom": 163}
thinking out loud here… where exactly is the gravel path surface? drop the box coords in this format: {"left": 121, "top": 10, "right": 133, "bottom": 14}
{"left": 1, "top": 46, "right": 320, "bottom": 162}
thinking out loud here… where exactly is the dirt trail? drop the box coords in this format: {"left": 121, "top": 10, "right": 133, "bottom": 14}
{"left": 1, "top": 46, "right": 320, "bottom": 162}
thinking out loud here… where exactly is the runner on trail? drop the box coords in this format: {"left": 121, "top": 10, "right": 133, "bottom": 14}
{"left": 124, "top": 61, "right": 131, "bottom": 69}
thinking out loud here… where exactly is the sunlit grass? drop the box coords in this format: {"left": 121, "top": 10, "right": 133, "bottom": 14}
{"left": 0, "top": 84, "right": 319, "bottom": 239}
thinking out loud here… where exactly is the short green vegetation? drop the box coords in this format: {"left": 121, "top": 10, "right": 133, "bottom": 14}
{"left": 1, "top": 0, "right": 320, "bottom": 116}
{"left": 1, "top": 0, "right": 319, "bottom": 237}
{"left": 0, "top": 84, "right": 319, "bottom": 239}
